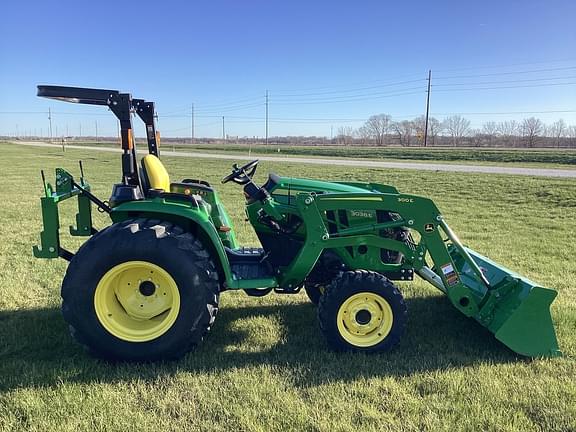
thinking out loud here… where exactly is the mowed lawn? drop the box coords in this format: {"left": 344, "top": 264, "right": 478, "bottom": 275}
{"left": 0, "top": 142, "right": 575, "bottom": 432}
{"left": 63, "top": 140, "right": 576, "bottom": 169}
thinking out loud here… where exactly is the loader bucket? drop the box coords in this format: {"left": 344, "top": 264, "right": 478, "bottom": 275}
{"left": 449, "top": 246, "right": 561, "bottom": 357}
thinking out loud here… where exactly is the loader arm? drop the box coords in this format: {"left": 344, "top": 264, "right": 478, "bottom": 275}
{"left": 270, "top": 190, "right": 560, "bottom": 357}
{"left": 275, "top": 192, "right": 481, "bottom": 316}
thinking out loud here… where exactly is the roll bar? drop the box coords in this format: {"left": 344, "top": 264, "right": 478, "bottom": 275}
{"left": 37, "top": 85, "right": 161, "bottom": 186}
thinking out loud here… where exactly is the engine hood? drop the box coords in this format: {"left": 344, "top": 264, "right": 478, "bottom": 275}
{"left": 267, "top": 175, "right": 399, "bottom": 197}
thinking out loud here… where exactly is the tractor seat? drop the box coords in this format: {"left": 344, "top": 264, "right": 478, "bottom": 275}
{"left": 139, "top": 155, "right": 211, "bottom": 211}
{"left": 141, "top": 154, "right": 171, "bottom": 192}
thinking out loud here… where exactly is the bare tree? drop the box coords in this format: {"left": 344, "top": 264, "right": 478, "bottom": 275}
{"left": 471, "top": 129, "right": 484, "bottom": 147}
{"left": 360, "top": 114, "right": 392, "bottom": 146}
{"left": 234, "top": 115, "right": 573, "bottom": 149}
{"left": 336, "top": 126, "right": 354, "bottom": 145}
{"left": 412, "top": 116, "right": 442, "bottom": 146}
{"left": 482, "top": 121, "right": 497, "bottom": 135}
{"left": 428, "top": 117, "right": 443, "bottom": 146}
{"left": 391, "top": 120, "right": 413, "bottom": 147}
{"left": 481, "top": 121, "right": 498, "bottom": 146}
{"left": 496, "top": 120, "right": 518, "bottom": 147}
{"left": 549, "top": 119, "right": 566, "bottom": 148}
{"left": 443, "top": 115, "right": 471, "bottom": 146}
{"left": 521, "top": 117, "right": 543, "bottom": 148}
{"left": 567, "top": 125, "right": 576, "bottom": 148}
{"left": 356, "top": 125, "right": 371, "bottom": 145}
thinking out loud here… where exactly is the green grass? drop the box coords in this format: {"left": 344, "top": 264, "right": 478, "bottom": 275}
{"left": 170, "top": 143, "right": 576, "bottom": 166}
{"left": 23, "top": 140, "right": 576, "bottom": 169}
{"left": 1, "top": 143, "right": 575, "bottom": 431}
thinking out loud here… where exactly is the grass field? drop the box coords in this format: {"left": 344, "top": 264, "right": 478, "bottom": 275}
{"left": 0, "top": 143, "right": 575, "bottom": 431}
{"left": 30, "top": 140, "right": 576, "bottom": 168}
{"left": 165, "top": 143, "right": 576, "bottom": 166}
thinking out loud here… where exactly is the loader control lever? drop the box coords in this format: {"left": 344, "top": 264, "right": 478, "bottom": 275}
{"left": 221, "top": 159, "right": 259, "bottom": 184}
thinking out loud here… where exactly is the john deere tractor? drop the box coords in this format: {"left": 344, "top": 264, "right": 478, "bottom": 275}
{"left": 34, "top": 85, "right": 561, "bottom": 361}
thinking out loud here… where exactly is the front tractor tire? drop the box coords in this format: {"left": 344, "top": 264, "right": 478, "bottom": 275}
{"left": 61, "top": 219, "right": 220, "bottom": 361}
{"left": 318, "top": 271, "right": 407, "bottom": 353}
{"left": 304, "top": 251, "right": 344, "bottom": 306}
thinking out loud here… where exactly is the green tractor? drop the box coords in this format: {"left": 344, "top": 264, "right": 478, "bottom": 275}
{"left": 34, "top": 85, "right": 561, "bottom": 361}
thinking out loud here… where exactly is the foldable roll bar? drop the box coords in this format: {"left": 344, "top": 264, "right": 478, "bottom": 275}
{"left": 37, "top": 85, "right": 161, "bottom": 186}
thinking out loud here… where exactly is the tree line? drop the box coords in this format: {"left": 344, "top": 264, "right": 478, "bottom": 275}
{"left": 335, "top": 115, "right": 576, "bottom": 148}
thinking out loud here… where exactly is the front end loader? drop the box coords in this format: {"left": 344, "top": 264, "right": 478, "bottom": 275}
{"left": 33, "top": 85, "right": 561, "bottom": 361}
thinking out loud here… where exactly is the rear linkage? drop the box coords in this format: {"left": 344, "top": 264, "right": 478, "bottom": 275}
{"left": 33, "top": 163, "right": 104, "bottom": 261}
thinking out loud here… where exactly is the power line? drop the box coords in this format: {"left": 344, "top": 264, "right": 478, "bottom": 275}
{"left": 190, "top": 96, "right": 262, "bottom": 108}
{"left": 195, "top": 120, "right": 222, "bottom": 127}
{"left": 433, "top": 57, "right": 576, "bottom": 73}
{"left": 192, "top": 102, "right": 264, "bottom": 114}
{"left": 274, "top": 78, "right": 427, "bottom": 97}
{"left": 0, "top": 111, "right": 48, "bottom": 114}
{"left": 161, "top": 126, "right": 193, "bottom": 133}
{"left": 161, "top": 96, "right": 262, "bottom": 115}
{"left": 4, "top": 110, "right": 573, "bottom": 123}
{"left": 265, "top": 90, "right": 269, "bottom": 145}
{"left": 159, "top": 102, "right": 264, "bottom": 117}
{"left": 273, "top": 86, "right": 425, "bottom": 102}
{"left": 268, "top": 119, "right": 366, "bottom": 124}
{"left": 273, "top": 89, "right": 425, "bottom": 105}
{"left": 162, "top": 120, "right": 221, "bottom": 133}
{"left": 0, "top": 111, "right": 111, "bottom": 116}
{"left": 272, "top": 72, "right": 426, "bottom": 93}
{"left": 434, "top": 75, "right": 576, "bottom": 87}
{"left": 48, "top": 108, "right": 52, "bottom": 142}
{"left": 431, "top": 109, "right": 576, "bottom": 116}
{"left": 434, "top": 66, "right": 576, "bottom": 80}
{"left": 434, "top": 82, "right": 576, "bottom": 92}
{"left": 424, "top": 70, "right": 431, "bottom": 148}
{"left": 191, "top": 103, "right": 194, "bottom": 144}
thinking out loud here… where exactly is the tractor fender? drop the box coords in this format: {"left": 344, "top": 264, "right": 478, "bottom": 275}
{"left": 109, "top": 199, "right": 234, "bottom": 287}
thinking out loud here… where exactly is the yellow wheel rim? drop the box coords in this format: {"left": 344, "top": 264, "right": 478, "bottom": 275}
{"left": 336, "top": 292, "right": 393, "bottom": 347}
{"left": 94, "top": 261, "right": 180, "bottom": 342}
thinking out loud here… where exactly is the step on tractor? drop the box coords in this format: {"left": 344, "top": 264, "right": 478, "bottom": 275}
{"left": 33, "top": 85, "right": 561, "bottom": 361}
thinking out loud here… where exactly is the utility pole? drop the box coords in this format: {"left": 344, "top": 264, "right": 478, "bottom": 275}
{"left": 265, "top": 90, "right": 269, "bottom": 145}
{"left": 48, "top": 108, "right": 53, "bottom": 142}
{"left": 222, "top": 116, "right": 226, "bottom": 142}
{"left": 191, "top": 104, "right": 195, "bottom": 144}
{"left": 15, "top": 124, "right": 19, "bottom": 138}
{"left": 95, "top": 120, "right": 98, "bottom": 144}
{"left": 330, "top": 125, "right": 333, "bottom": 141}
{"left": 79, "top": 122, "right": 82, "bottom": 138}
{"left": 423, "top": 69, "right": 432, "bottom": 148}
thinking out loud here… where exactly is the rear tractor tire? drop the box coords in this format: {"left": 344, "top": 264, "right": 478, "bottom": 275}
{"left": 318, "top": 271, "right": 407, "bottom": 353}
{"left": 61, "top": 218, "right": 220, "bottom": 361}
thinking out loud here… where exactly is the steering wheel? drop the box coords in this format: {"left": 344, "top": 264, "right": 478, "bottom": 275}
{"left": 221, "top": 160, "right": 259, "bottom": 184}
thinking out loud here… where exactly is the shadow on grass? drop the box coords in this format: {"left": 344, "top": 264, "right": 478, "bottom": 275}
{"left": 0, "top": 295, "right": 519, "bottom": 392}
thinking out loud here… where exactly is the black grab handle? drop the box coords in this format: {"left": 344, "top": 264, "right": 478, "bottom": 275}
{"left": 37, "top": 85, "right": 120, "bottom": 106}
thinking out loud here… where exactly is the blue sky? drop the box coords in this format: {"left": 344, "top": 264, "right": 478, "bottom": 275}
{"left": 1, "top": 0, "right": 575, "bottom": 138}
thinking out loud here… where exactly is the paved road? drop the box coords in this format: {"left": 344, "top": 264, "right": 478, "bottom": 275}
{"left": 8, "top": 140, "right": 576, "bottom": 178}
